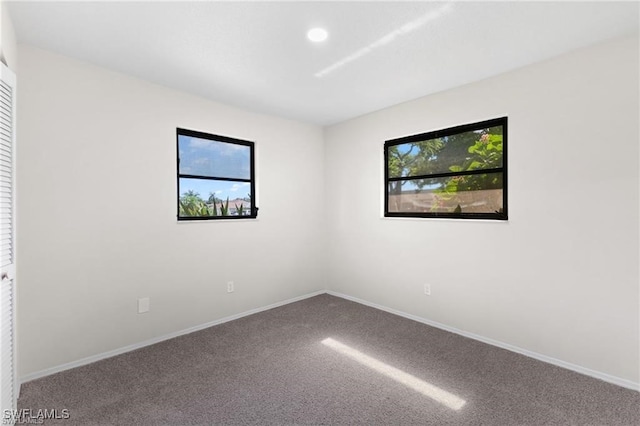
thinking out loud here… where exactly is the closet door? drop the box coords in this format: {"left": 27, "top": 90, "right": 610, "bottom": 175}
{"left": 0, "top": 61, "right": 17, "bottom": 417}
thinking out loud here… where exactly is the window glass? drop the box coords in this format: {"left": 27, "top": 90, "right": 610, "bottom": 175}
{"left": 384, "top": 117, "right": 507, "bottom": 220}
{"left": 178, "top": 134, "right": 251, "bottom": 180}
{"left": 177, "top": 128, "right": 256, "bottom": 220}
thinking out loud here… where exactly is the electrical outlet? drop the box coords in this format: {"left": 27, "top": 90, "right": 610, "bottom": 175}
{"left": 424, "top": 284, "right": 431, "bottom": 296}
{"left": 138, "top": 297, "right": 150, "bottom": 313}
{"left": 227, "top": 281, "right": 234, "bottom": 293}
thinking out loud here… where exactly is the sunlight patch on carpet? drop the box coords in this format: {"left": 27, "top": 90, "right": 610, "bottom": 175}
{"left": 321, "top": 337, "right": 466, "bottom": 410}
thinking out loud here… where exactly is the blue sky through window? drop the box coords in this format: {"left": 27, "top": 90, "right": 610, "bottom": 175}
{"left": 178, "top": 134, "right": 250, "bottom": 180}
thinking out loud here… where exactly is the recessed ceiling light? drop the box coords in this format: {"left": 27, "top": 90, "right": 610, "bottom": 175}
{"left": 307, "top": 28, "right": 328, "bottom": 43}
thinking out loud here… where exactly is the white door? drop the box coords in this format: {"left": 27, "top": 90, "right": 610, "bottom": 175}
{"left": 0, "top": 61, "right": 17, "bottom": 419}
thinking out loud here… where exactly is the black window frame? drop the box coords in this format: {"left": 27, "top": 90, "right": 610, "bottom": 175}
{"left": 384, "top": 117, "right": 508, "bottom": 221}
{"left": 177, "top": 128, "right": 258, "bottom": 221}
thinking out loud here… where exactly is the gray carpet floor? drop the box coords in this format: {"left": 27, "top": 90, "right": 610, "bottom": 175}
{"left": 17, "top": 294, "right": 640, "bottom": 425}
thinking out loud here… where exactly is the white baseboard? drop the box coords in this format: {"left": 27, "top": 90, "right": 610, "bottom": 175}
{"left": 326, "top": 290, "right": 640, "bottom": 392}
{"left": 19, "top": 289, "right": 639, "bottom": 393}
{"left": 19, "top": 290, "right": 326, "bottom": 385}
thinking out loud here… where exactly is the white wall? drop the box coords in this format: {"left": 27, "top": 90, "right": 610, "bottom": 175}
{"left": 15, "top": 34, "right": 639, "bottom": 388}
{"left": 0, "top": 0, "right": 17, "bottom": 69}
{"left": 324, "top": 35, "right": 639, "bottom": 385}
{"left": 16, "top": 45, "right": 326, "bottom": 377}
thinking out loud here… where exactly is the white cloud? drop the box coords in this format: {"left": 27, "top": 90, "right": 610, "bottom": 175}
{"left": 230, "top": 182, "right": 250, "bottom": 192}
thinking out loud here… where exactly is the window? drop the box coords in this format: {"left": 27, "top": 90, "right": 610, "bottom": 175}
{"left": 384, "top": 117, "right": 507, "bottom": 220}
{"left": 177, "top": 128, "right": 257, "bottom": 220}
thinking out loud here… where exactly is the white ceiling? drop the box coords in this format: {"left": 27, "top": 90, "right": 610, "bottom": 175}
{"left": 7, "top": 1, "right": 639, "bottom": 126}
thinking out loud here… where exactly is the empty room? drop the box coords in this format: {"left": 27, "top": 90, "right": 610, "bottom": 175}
{"left": 0, "top": 1, "right": 638, "bottom": 425}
